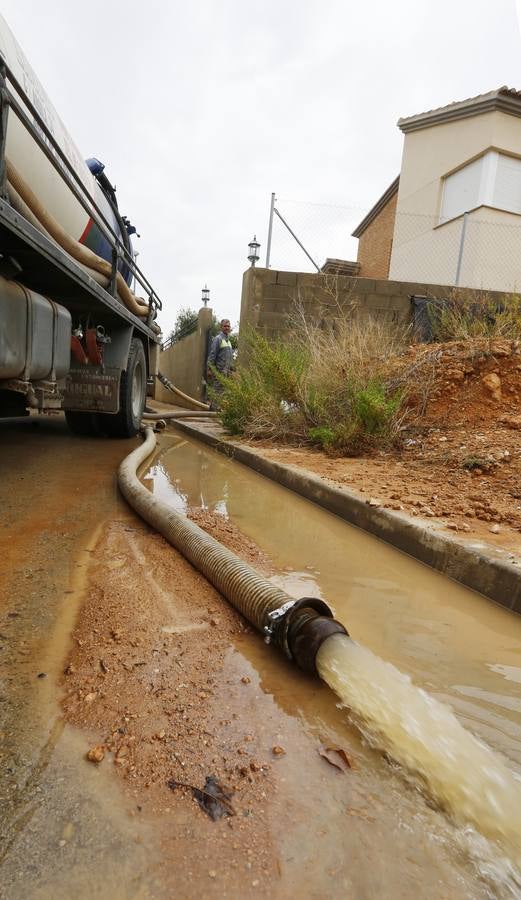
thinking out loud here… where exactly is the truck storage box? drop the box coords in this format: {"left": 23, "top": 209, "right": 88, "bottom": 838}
{"left": 0, "top": 276, "right": 71, "bottom": 380}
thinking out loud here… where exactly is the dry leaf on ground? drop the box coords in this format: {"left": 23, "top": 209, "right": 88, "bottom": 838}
{"left": 168, "top": 775, "right": 235, "bottom": 820}
{"left": 318, "top": 745, "right": 354, "bottom": 773}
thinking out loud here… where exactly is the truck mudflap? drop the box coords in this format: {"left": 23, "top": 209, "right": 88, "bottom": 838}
{"left": 63, "top": 365, "right": 120, "bottom": 413}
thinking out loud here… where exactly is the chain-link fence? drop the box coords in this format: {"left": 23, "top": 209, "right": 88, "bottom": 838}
{"left": 391, "top": 210, "right": 521, "bottom": 292}
{"left": 266, "top": 194, "right": 521, "bottom": 294}
{"left": 266, "top": 196, "right": 363, "bottom": 273}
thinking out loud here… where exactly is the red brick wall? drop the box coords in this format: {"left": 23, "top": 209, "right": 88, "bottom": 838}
{"left": 356, "top": 192, "right": 397, "bottom": 279}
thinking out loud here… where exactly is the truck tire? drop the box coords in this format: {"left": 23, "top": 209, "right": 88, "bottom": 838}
{"left": 65, "top": 411, "right": 101, "bottom": 435}
{"left": 100, "top": 338, "right": 146, "bottom": 438}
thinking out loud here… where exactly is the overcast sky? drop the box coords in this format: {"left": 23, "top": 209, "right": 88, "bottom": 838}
{"left": 2, "top": 0, "right": 521, "bottom": 334}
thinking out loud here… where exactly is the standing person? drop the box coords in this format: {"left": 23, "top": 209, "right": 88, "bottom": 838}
{"left": 207, "top": 319, "right": 233, "bottom": 408}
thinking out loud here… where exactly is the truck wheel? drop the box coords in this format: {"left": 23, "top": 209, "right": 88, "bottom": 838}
{"left": 100, "top": 338, "right": 146, "bottom": 438}
{"left": 65, "top": 411, "right": 101, "bottom": 435}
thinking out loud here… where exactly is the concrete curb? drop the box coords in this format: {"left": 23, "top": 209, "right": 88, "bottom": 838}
{"left": 172, "top": 419, "right": 521, "bottom": 614}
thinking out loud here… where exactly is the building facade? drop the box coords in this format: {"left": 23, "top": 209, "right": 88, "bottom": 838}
{"left": 354, "top": 88, "right": 521, "bottom": 294}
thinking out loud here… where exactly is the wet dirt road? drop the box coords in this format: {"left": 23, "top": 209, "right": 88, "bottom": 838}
{"left": 0, "top": 416, "right": 164, "bottom": 898}
{"left": 0, "top": 416, "right": 517, "bottom": 899}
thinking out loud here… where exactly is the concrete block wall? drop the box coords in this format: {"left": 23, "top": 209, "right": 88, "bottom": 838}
{"left": 156, "top": 307, "right": 213, "bottom": 407}
{"left": 239, "top": 267, "right": 514, "bottom": 342}
{"left": 240, "top": 268, "right": 411, "bottom": 341}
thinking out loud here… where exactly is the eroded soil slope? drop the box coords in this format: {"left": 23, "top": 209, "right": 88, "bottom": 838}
{"left": 260, "top": 340, "right": 521, "bottom": 551}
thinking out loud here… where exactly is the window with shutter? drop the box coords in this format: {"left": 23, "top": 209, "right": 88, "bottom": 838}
{"left": 441, "top": 156, "right": 483, "bottom": 222}
{"left": 493, "top": 154, "right": 521, "bottom": 215}
{"left": 440, "top": 151, "right": 521, "bottom": 223}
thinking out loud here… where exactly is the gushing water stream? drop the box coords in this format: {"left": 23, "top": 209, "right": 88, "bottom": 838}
{"left": 318, "top": 633, "right": 521, "bottom": 886}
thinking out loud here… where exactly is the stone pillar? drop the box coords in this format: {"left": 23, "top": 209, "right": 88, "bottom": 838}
{"left": 197, "top": 305, "right": 213, "bottom": 401}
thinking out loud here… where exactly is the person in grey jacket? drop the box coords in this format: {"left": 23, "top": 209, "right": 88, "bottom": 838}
{"left": 208, "top": 319, "right": 233, "bottom": 375}
{"left": 207, "top": 319, "right": 233, "bottom": 407}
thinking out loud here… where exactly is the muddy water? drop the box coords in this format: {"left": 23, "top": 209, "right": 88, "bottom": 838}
{"left": 145, "top": 432, "right": 521, "bottom": 893}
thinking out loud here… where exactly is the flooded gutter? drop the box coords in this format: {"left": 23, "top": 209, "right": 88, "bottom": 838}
{"left": 171, "top": 420, "right": 521, "bottom": 615}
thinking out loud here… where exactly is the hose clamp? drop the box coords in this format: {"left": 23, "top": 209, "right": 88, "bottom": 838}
{"left": 263, "top": 600, "right": 298, "bottom": 645}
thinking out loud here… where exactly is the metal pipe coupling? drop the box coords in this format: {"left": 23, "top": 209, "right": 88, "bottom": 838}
{"left": 263, "top": 597, "right": 348, "bottom": 676}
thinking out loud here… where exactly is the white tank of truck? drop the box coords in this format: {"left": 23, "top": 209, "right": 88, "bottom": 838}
{"left": 0, "top": 13, "right": 132, "bottom": 277}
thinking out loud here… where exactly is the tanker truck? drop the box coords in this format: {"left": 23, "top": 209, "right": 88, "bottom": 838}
{"left": 0, "top": 14, "right": 162, "bottom": 437}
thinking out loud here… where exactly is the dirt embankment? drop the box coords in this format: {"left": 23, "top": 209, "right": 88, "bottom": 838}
{"left": 257, "top": 340, "right": 521, "bottom": 552}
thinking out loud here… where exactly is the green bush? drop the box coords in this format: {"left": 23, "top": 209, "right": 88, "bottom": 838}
{"left": 216, "top": 323, "right": 407, "bottom": 456}
{"left": 307, "top": 380, "right": 403, "bottom": 454}
{"left": 216, "top": 369, "right": 267, "bottom": 435}
{"left": 308, "top": 425, "right": 336, "bottom": 448}
{"left": 246, "top": 331, "right": 308, "bottom": 403}
{"left": 352, "top": 380, "right": 403, "bottom": 435}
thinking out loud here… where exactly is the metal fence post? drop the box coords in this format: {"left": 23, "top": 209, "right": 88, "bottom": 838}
{"left": 273, "top": 207, "right": 320, "bottom": 272}
{"left": 455, "top": 211, "right": 469, "bottom": 286}
{"left": 265, "top": 192, "right": 275, "bottom": 268}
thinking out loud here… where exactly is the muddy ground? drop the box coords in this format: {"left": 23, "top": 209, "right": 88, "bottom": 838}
{"left": 60, "top": 514, "right": 280, "bottom": 895}
{"left": 0, "top": 415, "right": 495, "bottom": 899}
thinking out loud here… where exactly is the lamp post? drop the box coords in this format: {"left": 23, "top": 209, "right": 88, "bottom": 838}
{"left": 247, "top": 235, "right": 261, "bottom": 267}
{"left": 202, "top": 284, "right": 210, "bottom": 307}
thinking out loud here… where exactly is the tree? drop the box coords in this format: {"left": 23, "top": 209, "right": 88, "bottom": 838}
{"left": 167, "top": 308, "right": 238, "bottom": 352}
{"left": 167, "top": 307, "right": 198, "bottom": 345}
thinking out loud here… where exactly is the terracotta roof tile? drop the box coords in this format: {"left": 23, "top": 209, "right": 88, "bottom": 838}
{"left": 398, "top": 87, "right": 521, "bottom": 133}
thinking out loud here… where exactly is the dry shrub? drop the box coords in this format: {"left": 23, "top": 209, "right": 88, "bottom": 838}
{"left": 293, "top": 312, "right": 410, "bottom": 453}
{"left": 428, "top": 289, "right": 521, "bottom": 342}
{"left": 292, "top": 308, "right": 407, "bottom": 389}
{"left": 398, "top": 349, "right": 442, "bottom": 421}
{"left": 219, "top": 309, "right": 414, "bottom": 456}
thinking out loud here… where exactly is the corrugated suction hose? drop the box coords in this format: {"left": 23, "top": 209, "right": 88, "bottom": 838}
{"left": 118, "top": 428, "right": 347, "bottom": 673}
{"left": 156, "top": 371, "right": 211, "bottom": 411}
{"left": 6, "top": 159, "right": 153, "bottom": 323}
